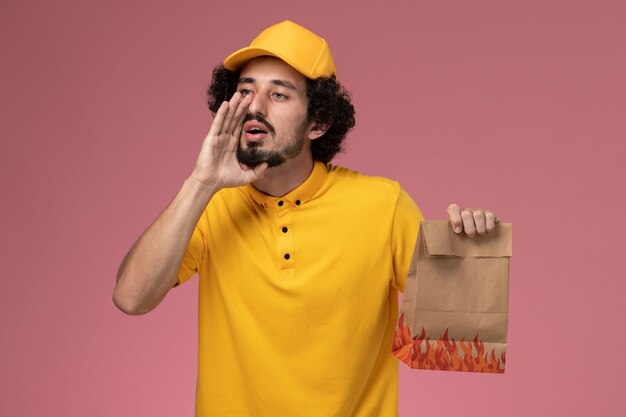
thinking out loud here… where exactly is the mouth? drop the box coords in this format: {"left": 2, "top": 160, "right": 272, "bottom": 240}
{"left": 243, "top": 120, "right": 271, "bottom": 142}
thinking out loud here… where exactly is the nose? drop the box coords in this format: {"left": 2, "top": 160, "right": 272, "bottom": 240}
{"left": 247, "top": 91, "right": 267, "bottom": 116}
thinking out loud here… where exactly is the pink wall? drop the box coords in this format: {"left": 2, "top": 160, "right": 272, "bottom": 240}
{"left": 1, "top": 0, "right": 624, "bottom": 415}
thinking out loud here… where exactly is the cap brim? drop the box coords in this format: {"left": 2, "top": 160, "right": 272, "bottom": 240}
{"left": 223, "top": 46, "right": 314, "bottom": 79}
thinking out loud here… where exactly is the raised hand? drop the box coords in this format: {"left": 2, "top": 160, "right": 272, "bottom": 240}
{"left": 190, "top": 92, "right": 268, "bottom": 192}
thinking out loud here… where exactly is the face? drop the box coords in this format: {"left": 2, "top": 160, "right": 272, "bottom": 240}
{"left": 236, "top": 57, "right": 316, "bottom": 168}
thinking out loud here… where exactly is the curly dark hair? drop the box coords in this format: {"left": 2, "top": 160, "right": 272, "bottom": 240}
{"left": 207, "top": 64, "right": 355, "bottom": 163}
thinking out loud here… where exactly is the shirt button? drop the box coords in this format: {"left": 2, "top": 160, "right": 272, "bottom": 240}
{"left": 295, "top": 200, "right": 301, "bottom": 206}
{"left": 278, "top": 200, "right": 284, "bottom": 207}
{"left": 284, "top": 253, "right": 290, "bottom": 260}
{"left": 282, "top": 227, "right": 288, "bottom": 233}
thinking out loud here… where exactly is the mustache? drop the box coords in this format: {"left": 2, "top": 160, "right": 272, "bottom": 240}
{"left": 243, "top": 114, "right": 275, "bottom": 135}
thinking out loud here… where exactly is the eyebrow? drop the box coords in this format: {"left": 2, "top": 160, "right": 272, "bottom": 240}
{"left": 238, "top": 77, "right": 297, "bottom": 90}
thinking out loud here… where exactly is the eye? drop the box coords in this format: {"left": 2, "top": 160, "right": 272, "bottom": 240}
{"left": 273, "top": 92, "right": 287, "bottom": 100}
{"left": 239, "top": 88, "right": 254, "bottom": 96}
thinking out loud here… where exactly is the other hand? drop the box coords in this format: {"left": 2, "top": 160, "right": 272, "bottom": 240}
{"left": 447, "top": 203, "right": 500, "bottom": 238}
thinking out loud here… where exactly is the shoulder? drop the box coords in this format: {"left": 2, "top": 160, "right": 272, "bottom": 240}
{"left": 204, "top": 186, "right": 254, "bottom": 218}
{"left": 212, "top": 186, "right": 248, "bottom": 203}
{"left": 319, "top": 164, "right": 421, "bottom": 217}
{"left": 325, "top": 164, "right": 404, "bottom": 198}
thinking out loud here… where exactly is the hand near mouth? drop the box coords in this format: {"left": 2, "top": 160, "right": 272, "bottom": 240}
{"left": 190, "top": 92, "right": 268, "bottom": 193}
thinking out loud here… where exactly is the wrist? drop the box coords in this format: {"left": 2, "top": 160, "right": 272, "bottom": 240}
{"left": 184, "top": 175, "right": 220, "bottom": 202}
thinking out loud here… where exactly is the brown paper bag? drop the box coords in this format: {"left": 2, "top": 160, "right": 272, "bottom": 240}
{"left": 392, "top": 220, "right": 512, "bottom": 373}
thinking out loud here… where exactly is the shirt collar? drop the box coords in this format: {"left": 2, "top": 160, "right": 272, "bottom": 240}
{"left": 246, "top": 161, "right": 327, "bottom": 208}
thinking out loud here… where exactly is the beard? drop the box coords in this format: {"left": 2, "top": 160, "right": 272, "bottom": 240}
{"left": 236, "top": 117, "right": 308, "bottom": 168}
{"left": 237, "top": 136, "right": 305, "bottom": 168}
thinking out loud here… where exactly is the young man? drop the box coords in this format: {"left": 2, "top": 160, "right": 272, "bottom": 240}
{"left": 114, "top": 21, "right": 499, "bottom": 417}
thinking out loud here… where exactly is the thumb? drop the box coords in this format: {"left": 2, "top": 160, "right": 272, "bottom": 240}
{"left": 241, "top": 162, "right": 268, "bottom": 183}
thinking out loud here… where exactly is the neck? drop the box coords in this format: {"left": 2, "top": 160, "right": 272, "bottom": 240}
{"left": 251, "top": 151, "right": 315, "bottom": 197}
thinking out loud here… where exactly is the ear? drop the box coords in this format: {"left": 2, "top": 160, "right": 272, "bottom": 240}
{"left": 307, "top": 120, "right": 332, "bottom": 141}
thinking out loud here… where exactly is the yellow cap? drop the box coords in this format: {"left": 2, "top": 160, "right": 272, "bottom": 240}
{"left": 223, "top": 20, "right": 336, "bottom": 79}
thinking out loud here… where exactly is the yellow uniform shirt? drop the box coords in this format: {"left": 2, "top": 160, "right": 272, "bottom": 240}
{"left": 178, "top": 162, "right": 423, "bottom": 417}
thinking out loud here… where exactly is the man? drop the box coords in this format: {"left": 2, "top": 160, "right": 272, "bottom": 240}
{"left": 114, "top": 21, "right": 499, "bottom": 416}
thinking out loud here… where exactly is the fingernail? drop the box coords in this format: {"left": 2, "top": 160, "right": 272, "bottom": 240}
{"left": 454, "top": 226, "right": 461, "bottom": 233}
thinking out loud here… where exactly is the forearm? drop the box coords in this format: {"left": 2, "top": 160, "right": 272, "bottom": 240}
{"left": 113, "top": 177, "right": 217, "bottom": 315}
{"left": 114, "top": 92, "right": 266, "bottom": 314}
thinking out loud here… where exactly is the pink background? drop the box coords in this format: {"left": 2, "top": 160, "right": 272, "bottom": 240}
{"left": 1, "top": 0, "right": 624, "bottom": 415}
